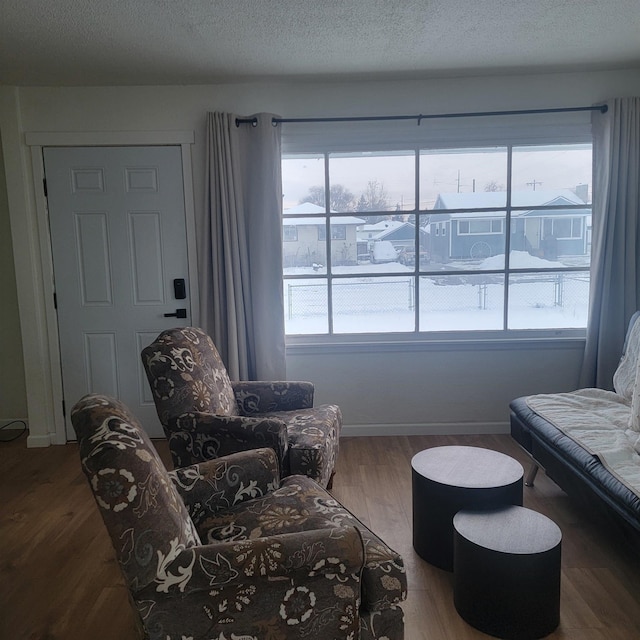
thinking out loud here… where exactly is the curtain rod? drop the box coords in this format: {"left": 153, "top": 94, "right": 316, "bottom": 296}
{"left": 235, "top": 104, "right": 608, "bottom": 127}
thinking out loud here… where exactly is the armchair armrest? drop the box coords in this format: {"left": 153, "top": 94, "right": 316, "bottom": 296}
{"left": 169, "top": 448, "right": 280, "bottom": 526}
{"left": 166, "top": 412, "right": 289, "bottom": 470}
{"left": 233, "top": 381, "right": 314, "bottom": 414}
{"left": 140, "top": 527, "right": 364, "bottom": 637}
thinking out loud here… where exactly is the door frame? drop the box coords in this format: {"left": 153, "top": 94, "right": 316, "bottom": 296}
{"left": 25, "top": 131, "right": 198, "bottom": 446}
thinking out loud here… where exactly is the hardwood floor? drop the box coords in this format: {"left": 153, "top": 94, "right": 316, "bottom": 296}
{"left": 1, "top": 432, "right": 639, "bottom": 639}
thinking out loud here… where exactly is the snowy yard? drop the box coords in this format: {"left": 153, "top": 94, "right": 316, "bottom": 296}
{"left": 284, "top": 252, "right": 589, "bottom": 334}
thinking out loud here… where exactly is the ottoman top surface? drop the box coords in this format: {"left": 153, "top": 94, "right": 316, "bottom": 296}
{"left": 454, "top": 505, "right": 562, "bottom": 554}
{"left": 411, "top": 445, "right": 523, "bottom": 489}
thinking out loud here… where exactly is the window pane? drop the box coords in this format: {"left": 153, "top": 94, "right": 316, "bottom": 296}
{"left": 507, "top": 272, "right": 589, "bottom": 329}
{"left": 420, "top": 147, "right": 508, "bottom": 211}
{"left": 511, "top": 144, "right": 592, "bottom": 207}
{"left": 332, "top": 276, "right": 416, "bottom": 333}
{"left": 510, "top": 210, "right": 591, "bottom": 268}
{"left": 282, "top": 154, "right": 326, "bottom": 211}
{"left": 419, "top": 274, "right": 505, "bottom": 330}
{"left": 284, "top": 278, "right": 328, "bottom": 334}
{"left": 328, "top": 151, "right": 415, "bottom": 213}
{"left": 424, "top": 212, "right": 506, "bottom": 269}
{"left": 282, "top": 217, "right": 327, "bottom": 272}
{"left": 329, "top": 216, "right": 361, "bottom": 267}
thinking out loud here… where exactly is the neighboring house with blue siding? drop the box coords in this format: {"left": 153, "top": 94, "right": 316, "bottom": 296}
{"left": 428, "top": 189, "right": 590, "bottom": 262}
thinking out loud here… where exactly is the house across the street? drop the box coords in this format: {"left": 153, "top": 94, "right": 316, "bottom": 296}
{"left": 427, "top": 189, "right": 591, "bottom": 262}
{"left": 283, "top": 202, "right": 365, "bottom": 267}
{"left": 356, "top": 219, "right": 430, "bottom": 263}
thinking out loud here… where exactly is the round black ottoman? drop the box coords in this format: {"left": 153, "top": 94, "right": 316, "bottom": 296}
{"left": 453, "top": 505, "right": 562, "bottom": 639}
{"left": 412, "top": 446, "right": 524, "bottom": 571}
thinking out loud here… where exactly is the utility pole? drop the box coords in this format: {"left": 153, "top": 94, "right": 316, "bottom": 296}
{"left": 527, "top": 179, "right": 543, "bottom": 191}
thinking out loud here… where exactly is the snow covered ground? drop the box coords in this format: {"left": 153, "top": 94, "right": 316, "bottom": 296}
{"left": 284, "top": 252, "right": 589, "bottom": 334}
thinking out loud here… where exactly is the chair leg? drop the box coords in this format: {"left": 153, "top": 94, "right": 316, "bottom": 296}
{"left": 327, "top": 471, "right": 336, "bottom": 491}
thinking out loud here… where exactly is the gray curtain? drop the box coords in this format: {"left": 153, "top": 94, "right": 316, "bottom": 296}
{"left": 199, "top": 112, "right": 286, "bottom": 380}
{"left": 580, "top": 97, "right": 640, "bottom": 388}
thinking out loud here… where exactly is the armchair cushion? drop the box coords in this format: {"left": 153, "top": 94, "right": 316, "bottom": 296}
{"left": 169, "top": 447, "right": 281, "bottom": 526}
{"left": 199, "top": 474, "right": 407, "bottom": 613}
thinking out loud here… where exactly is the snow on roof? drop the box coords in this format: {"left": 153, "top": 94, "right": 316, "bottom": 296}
{"left": 284, "top": 202, "right": 330, "bottom": 214}
{"left": 361, "top": 219, "right": 404, "bottom": 232}
{"left": 434, "top": 189, "right": 585, "bottom": 210}
{"left": 283, "top": 202, "right": 365, "bottom": 225}
{"left": 283, "top": 216, "right": 366, "bottom": 226}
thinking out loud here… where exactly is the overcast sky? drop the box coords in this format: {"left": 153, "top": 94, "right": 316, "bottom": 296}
{"left": 282, "top": 145, "right": 592, "bottom": 211}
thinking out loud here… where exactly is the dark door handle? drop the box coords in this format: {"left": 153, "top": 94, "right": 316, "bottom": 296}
{"left": 164, "top": 308, "right": 187, "bottom": 318}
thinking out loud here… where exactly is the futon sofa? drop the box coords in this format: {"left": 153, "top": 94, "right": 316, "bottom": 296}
{"left": 510, "top": 312, "right": 640, "bottom": 537}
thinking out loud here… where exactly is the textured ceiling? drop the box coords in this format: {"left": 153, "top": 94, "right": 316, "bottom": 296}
{"left": 1, "top": 0, "right": 640, "bottom": 86}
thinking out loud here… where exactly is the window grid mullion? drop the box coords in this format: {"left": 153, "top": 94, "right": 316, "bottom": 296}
{"left": 324, "top": 152, "right": 334, "bottom": 335}
{"left": 414, "top": 147, "right": 421, "bottom": 332}
{"left": 503, "top": 145, "right": 513, "bottom": 331}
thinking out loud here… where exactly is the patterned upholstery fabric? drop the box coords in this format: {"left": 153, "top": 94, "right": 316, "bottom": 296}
{"left": 141, "top": 327, "right": 341, "bottom": 488}
{"left": 199, "top": 475, "right": 407, "bottom": 614}
{"left": 72, "top": 394, "right": 406, "bottom": 640}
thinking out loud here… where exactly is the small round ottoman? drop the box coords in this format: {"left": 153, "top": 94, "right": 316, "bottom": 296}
{"left": 453, "top": 505, "right": 562, "bottom": 639}
{"left": 412, "top": 446, "right": 524, "bottom": 571}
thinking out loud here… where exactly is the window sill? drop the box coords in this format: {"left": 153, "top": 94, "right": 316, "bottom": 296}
{"left": 285, "top": 330, "right": 586, "bottom": 355}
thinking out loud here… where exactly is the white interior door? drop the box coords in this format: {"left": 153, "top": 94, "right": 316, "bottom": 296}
{"left": 44, "top": 146, "right": 191, "bottom": 439}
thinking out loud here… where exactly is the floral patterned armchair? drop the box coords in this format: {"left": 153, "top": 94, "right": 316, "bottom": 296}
{"left": 72, "top": 394, "right": 406, "bottom": 640}
{"left": 141, "top": 327, "right": 341, "bottom": 488}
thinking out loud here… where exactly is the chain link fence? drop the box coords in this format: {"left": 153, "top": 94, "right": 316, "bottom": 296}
{"left": 285, "top": 272, "right": 589, "bottom": 322}
{"left": 287, "top": 279, "right": 414, "bottom": 319}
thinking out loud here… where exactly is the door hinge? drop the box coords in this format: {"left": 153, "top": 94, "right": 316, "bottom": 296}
{"left": 43, "top": 178, "right": 48, "bottom": 198}
{"left": 53, "top": 292, "right": 57, "bottom": 309}
{"left": 62, "top": 400, "right": 66, "bottom": 418}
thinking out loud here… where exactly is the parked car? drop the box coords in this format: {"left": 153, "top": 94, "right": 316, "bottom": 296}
{"left": 370, "top": 240, "right": 399, "bottom": 264}
{"left": 398, "top": 247, "right": 431, "bottom": 266}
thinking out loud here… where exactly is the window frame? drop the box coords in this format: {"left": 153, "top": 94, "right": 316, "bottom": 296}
{"left": 282, "top": 130, "right": 593, "bottom": 344}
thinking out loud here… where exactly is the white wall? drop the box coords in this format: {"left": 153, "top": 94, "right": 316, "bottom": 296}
{"left": 3, "top": 68, "right": 640, "bottom": 441}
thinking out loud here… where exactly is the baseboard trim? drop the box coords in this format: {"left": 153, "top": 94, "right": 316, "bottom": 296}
{"left": 27, "top": 433, "right": 52, "bottom": 448}
{"left": 341, "top": 421, "right": 510, "bottom": 437}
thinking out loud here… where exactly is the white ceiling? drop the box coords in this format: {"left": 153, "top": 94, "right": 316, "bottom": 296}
{"left": 2, "top": 0, "right": 640, "bottom": 86}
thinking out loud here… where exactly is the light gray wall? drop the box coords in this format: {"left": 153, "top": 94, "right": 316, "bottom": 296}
{"left": 0, "top": 131, "right": 27, "bottom": 426}
{"left": 3, "top": 68, "right": 640, "bottom": 437}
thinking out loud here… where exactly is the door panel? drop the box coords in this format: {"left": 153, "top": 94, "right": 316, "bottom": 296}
{"left": 44, "top": 146, "right": 191, "bottom": 439}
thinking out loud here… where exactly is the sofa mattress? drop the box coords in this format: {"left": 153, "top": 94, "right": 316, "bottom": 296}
{"left": 510, "top": 396, "right": 640, "bottom": 534}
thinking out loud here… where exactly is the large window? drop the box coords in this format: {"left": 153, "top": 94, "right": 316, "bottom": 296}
{"left": 282, "top": 142, "right": 592, "bottom": 337}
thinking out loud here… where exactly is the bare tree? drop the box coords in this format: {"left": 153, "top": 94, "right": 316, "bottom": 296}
{"left": 484, "top": 181, "right": 505, "bottom": 192}
{"left": 352, "top": 181, "right": 390, "bottom": 224}
{"left": 355, "top": 180, "right": 389, "bottom": 212}
{"left": 300, "top": 184, "right": 356, "bottom": 211}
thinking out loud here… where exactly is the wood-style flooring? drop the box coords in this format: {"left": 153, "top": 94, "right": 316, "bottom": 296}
{"left": 1, "top": 432, "right": 639, "bottom": 639}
